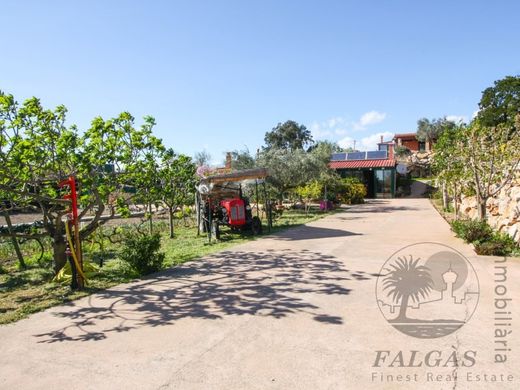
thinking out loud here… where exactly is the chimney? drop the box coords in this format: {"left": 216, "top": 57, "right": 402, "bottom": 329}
{"left": 388, "top": 143, "right": 394, "bottom": 159}
{"left": 380, "top": 135, "right": 384, "bottom": 144}
{"left": 225, "top": 152, "right": 232, "bottom": 169}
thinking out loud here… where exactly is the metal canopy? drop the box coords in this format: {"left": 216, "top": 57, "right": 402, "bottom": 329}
{"left": 202, "top": 168, "right": 268, "bottom": 184}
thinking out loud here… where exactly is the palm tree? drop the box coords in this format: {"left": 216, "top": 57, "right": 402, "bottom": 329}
{"left": 383, "top": 256, "right": 433, "bottom": 322}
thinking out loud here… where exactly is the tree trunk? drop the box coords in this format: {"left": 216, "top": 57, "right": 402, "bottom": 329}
{"left": 52, "top": 234, "right": 67, "bottom": 274}
{"left": 477, "top": 199, "right": 487, "bottom": 220}
{"left": 453, "top": 183, "right": 459, "bottom": 220}
{"left": 148, "top": 202, "right": 153, "bottom": 235}
{"left": 442, "top": 182, "right": 449, "bottom": 211}
{"left": 168, "top": 206, "right": 174, "bottom": 238}
{"left": 3, "top": 211, "right": 26, "bottom": 269}
{"left": 396, "top": 295, "right": 409, "bottom": 321}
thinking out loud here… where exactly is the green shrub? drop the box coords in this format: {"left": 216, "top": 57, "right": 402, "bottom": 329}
{"left": 119, "top": 233, "right": 165, "bottom": 275}
{"left": 338, "top": 177, "right": 366, "bottom": 204}
{"left": 474, "top": 233, "right": 518, "bottom": 256}
{"left": 450, "top": 219, "right": 492, "bottom": 243}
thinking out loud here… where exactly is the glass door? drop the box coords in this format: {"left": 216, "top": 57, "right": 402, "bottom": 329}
{"left": 375, "top": 169, "right": 392, "bottom": 198}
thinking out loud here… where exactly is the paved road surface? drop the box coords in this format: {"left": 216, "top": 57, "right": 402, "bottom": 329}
{"left": 0, "top": 198, "right": 518, "bottom": 389}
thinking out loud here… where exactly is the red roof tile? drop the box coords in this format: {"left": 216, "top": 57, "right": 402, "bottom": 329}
{"left": 393, "top": 132, "right": 417, "bottom": 139}
{"left": 329, "top": 159, "right": 396, "bottom": 169}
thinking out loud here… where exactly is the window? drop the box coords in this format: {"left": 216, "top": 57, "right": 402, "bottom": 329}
{"left": 418, "top": 141, "right": 426, "bottom": 151}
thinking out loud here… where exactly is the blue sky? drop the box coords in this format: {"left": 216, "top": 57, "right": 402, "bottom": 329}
{"left": 2, "top": 0, "right": 519, "bottom": 164}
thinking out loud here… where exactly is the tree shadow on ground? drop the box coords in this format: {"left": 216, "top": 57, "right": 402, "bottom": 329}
{"left": 405, "top": 181, "right": 435, "bottom": 198}
{"left": 346, "top": 201, "right": 420, "bottom": 214}
{"left": 271, "top": 225, "right": 361, "bottom": 241}
{"left": 34, "top": 249, "right": 376, "bottom": 343}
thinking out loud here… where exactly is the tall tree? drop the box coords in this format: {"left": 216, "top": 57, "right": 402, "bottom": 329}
{"left": 478, "top": 75, "right": 520, "bottom": 133}
{"left": 416, "top": 117, "right": 456, "bottom": 144}
{"left": 229, "top": 148, "right": 255, "bottom": 170}
{"left": 256, "top": 148, "right": 325, "bottom": 201}
{"left": 306, "top": 140, "right": 343, "bottom": 155}
{"left": 194, "top": 150, "right": 211, "bottom": 167}
{"left": 264, "top": 120, "right": 313, "bottom": 151}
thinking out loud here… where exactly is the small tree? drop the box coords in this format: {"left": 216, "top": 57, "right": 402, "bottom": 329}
{"left": 0, "top": 90, "right": 165, "bottom": 272}
{"left": 160, "top": 150, "right": 196, "bottom": 238}
{"left": 296, "top": 180, "right": 322, "bottom": 215}
{"left": 462, "top": 119, "right": 520, "bottom": 220}
{"left": 433, "top": 124, "right": 468, "bottom": 214}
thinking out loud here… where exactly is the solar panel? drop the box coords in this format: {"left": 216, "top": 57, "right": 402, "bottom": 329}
{"left": 366, "top": 150, "right": 387, "bottom": 159}
{"left": 346, "top": 152, "right": 366, "bottom": 160}
{"left": 330, "top": 153, "right": 347, "bottom": 161}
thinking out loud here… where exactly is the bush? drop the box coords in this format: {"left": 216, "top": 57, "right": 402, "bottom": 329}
{"left": 474, "top": 233, "right": 518, "bottom": 256}
{"left": 394, "top": 145, "right": 411, "bottom": 158}
{"left": 120, "top": 233, "right": 165, "bottom": 275}
{"left": 450, "top": 219, "right": 492, "bottom": 243}
{"left": 451, "top": 219, "right": 519, "bottom": 256}
{"left": 338, "top": 177, "right": 366, "bottom": 204}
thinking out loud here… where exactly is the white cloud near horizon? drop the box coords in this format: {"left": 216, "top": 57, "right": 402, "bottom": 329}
{"left": 311, "top": 110, "right": 387, "bottom": 140}
{"left": 446, "top": 115, "right": 468, "bottom": 124}
{"left": 310, "top": 116, "right": 347, "bottom": 140}
{"left": 338, "top": 131, "right": 393, "bottom": 151}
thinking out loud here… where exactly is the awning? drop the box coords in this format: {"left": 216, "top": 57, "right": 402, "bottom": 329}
{"left": 329, "top": 159, "right": 396, "bottom": 169}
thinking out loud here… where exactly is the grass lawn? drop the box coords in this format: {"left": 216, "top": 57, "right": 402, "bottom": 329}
{"left": 0, "top": 207, "right": 337, "bottom": 324}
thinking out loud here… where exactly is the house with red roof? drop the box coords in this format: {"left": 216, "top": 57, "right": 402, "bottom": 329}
{"left": 329, "top": 136, "right": 396, "bottom": 198}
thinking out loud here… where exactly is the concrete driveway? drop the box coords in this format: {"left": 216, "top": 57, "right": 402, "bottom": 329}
{"left": 0, "top": 198, "right": 518, "bottom": 389}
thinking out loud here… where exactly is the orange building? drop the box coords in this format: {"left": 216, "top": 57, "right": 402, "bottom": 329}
{"left": 393, "top": 133, "right": 433, "bottom": 152}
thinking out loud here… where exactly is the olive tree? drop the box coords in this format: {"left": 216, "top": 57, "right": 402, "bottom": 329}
{"left": 256, "top": 147, "right": 328, "bottom": 202}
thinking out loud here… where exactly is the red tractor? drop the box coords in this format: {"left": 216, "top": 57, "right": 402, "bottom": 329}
{"left": 196, "top": 168, "right": 271, "bottom": 241}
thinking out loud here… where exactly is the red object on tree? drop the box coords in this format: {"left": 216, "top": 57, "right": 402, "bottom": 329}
{"left": 58, "top": 176, "right": 78, "bottom": 223}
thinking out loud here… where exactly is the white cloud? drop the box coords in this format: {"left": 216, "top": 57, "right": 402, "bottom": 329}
{"left": 359, "top": 131, "right": 393, "bottom": 151}
{"left": 352, "top": 110, "right": 387, "bottom": 131}
{"left": 310, "top": 116, "right": 348, "bottom": 139}
{"left": 472, "top": 110, "right": 479, "bottom": 119}
{"left": 359, "top": 111, "right": 387, "bottom": 126}
{"left": 446, "top": 115, "right": 468, "bottom": 124}
{"left": 338, "top": 136, "right": 355, "bottom": 149}
{"left": 338, "top": 131, "right": 392, "bottom": 151}
{"left": 312, "top": 111, "right": 387, "bottom": 137}
{"left": 309, "top": 121, "right": 332, "bottom": 139}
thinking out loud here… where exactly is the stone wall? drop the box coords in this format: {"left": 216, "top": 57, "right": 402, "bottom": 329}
{"left": 459, "top": 179, "right": 520, "bottom": 244}
{"left": 401, "top": 151, "right": 433, "bottom": 177}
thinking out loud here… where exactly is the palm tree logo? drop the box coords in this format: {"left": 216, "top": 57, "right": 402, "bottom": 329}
{"left": 376, "top": 243, "right": 480, "bottom": 339}
{"left": 383, "top": 256, "right": 433, "bottom": 322}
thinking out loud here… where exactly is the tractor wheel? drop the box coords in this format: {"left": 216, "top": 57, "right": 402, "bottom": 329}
{"left": 251, "top": 216, "right": 262, "bottom": 235}
{"left": 211, "top": 221, "right": 220, "bottom": 240}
